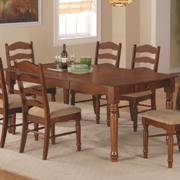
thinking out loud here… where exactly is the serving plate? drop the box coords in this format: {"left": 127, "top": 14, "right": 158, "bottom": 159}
{"left": 48, "top": 67, "right": 67, "bottom": 72}
{"left": 72, "top": 64, "right": 89, "bottom": 69}
{"left": 68, "top": 67, "right": 92, "bottom": 74}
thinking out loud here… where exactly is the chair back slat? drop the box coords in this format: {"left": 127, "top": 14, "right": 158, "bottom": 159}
{"left": 135, "top": 57, "right": 156, "bottom": 65}
{"left": 94, "top": 41, "right": 122, "bottom": 67}
{"left": 10, "top": 53, "right": 33, "bottom": 62}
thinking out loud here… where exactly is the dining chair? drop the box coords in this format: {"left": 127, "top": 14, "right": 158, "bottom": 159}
{"left": 142, "top": 83, "right": 180, "bottom": 168}
{"left": 119, "top": 44, "right": 160, "bottom": 131}
{"left": 15, "top": 60, "right": 81, "bottom": 160}
{"left": 71, "top": 41, "right": 122, "bottom": 124}
{"left": 5, "top": 41, "right": 56, "bottom": 101}
{"left": 0, "top": 58, "right": 22, "bottom": 148}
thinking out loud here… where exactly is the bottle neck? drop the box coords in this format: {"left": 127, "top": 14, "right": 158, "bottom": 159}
{"left": 63, "top": 44, "right": 66, "bottom": 51}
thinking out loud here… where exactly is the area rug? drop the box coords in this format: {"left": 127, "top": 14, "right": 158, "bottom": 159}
{"left": 0, "top": 93, "right": 180, "bottom": 180}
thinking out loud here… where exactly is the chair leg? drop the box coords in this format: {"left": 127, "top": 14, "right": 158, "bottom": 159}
{"left": 19, "top": 118, "right": 28, "bottom": 153}
{"left": 34, "top": 123, "right": 39, "bottom": 141}
{"left": 50, "top": 88, "right": 56, "bottom": 102}
{"left": 75, "top": 119, "right": 81, "bottom": 151}
{"left": 42, "top": 126, "right": 50, "bottom": 160}
{"left": 167, "top": 132, "right": 174, "bottom": 168}
{"left": 129, "top": 103, "right": 134, "bottom": 122}
{"left": 8, "top": 114, "right": 16, "bottom": 134}
{"left": 50, "top": 124, "right": 55, "bottom": 145}
{"left": 0, "top": 114, "right": 9, "bottom": 148}
{"left": 94, "top": 95, "right": 100, "bottom": 124}
{"left": 130, "top": 103, "right": 138, "bottom": 132}
{"left": 142, "top": 119, "right": 149, "bottom": 159}
{"left": 151, "top": 91, "right": 156, "bottom": 110}
{"left": 71, "top": 90, "right": 75, "bottom": 105}
{"left": 176, "top": 131, "right": 180, "bottom": 152}
{"left": 106, "top": 104, "right": 110, "bottom": 127}
{"left": 92, "top": 95, "right": 96, "bottom": 114}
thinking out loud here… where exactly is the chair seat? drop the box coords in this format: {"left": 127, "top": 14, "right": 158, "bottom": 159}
{"left": 29, "top": 102, "right": 81, "bottom": 118}
{"left": 0, "top": 94, "right": 22, "bottom": 109}
{"left": 121, "top": 90, "right": 152, "bottom": 98}
{"left": 14, "top": 82, "right": 49, "bottom": 90}
{"left": 142, "top": 109, "right": 180, "bottom": 125}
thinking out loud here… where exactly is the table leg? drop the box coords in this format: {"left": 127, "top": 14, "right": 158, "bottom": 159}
{"left": 110, "top": 103, "right": 118, "bottom": 162}
{"left": 166, "top": 93, "right": 173, "bottom": 109}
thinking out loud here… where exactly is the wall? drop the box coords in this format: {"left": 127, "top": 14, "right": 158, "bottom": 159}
{"left": 170, "top": 0, "right": 180, "bottom": 73}
{"left": 155, "top": 0, "right": 171, "bottom": 73}
{"left": 126, "top": 0, "right": 140, "bottom": 68}
{"left": 0, "top": 0, "right": 112, "bottom": 67}
{"left": 112, "top": 5, "right": 126, "bottom": 67}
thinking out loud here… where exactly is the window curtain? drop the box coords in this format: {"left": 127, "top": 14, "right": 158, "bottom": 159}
{"left": 59, "top": 0, "right": 94, "bottom": 14}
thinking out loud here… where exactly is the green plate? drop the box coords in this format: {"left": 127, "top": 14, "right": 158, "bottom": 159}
{"left": 72, "top": 64, "right": 89, "bottom": 69}
{"left": 68, "top": 67, "right": 92, "bottom": 74}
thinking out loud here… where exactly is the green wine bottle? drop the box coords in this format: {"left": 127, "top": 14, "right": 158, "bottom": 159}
{"left": 61, "top": 44, "right": 68, "bottom": 69}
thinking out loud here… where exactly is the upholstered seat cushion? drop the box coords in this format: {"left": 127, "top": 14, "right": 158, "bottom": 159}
{"left": 121, "top": 90, "right": 152, "bottom": 98}
{"left": 0, "top": 94, "right": 22, "bottom": 109}
{"left": 142, "top": 109, "right": 180, "bottom": 125}
{"left": 28, "top": 102, "right": 81, "bottom": 118}
{"left": 14, "top": 83, "right": 55, "bottom": 91}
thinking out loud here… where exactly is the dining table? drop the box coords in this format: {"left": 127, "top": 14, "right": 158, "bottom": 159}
{"left": 6, "top": 63, "right": 176, "bottom": 162}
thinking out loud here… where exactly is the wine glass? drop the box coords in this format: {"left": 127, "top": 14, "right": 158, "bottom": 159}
{"left": 54, "top": 55, "right": 61, "bottom": 69}
{"left": 69, "top": 54, "right": 76, "bottom": 66}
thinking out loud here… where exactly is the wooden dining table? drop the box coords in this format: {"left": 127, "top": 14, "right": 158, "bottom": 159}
{"left": 6, "top": 63, "right": 176, "bottom": 162}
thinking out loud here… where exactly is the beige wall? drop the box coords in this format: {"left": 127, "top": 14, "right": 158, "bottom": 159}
{"left": 112, "top": 0, "right": 152, "bottom": 68}
{"left": 126, "top": 0, "right": 140, "bottom": 68}
{"left": 0, "top": 0, "right": 112, "bottom": 67}
{"left": 171, "top": 0, "right": 180, "bottom": 72}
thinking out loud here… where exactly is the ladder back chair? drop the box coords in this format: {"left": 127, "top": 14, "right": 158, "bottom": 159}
{"left": 119, "top": 44, "right": 160, "bottom": 131}
{"left": 142, "top": 83, "right": 180, "bottom": 168}
{"left": 5, "top": 41, "right": 56, "bottom": 101}
{"left": 71, "top": 41, "right": 122, "bottom": 124}
{"left": 15, "top": 60, "right": 81, "bottom": 160}
{"left": 0, "top": 58, "right": 22, "bottom": 148}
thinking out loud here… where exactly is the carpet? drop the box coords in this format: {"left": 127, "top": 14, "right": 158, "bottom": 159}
{"left": 0, "top": 94, "right": 180, "bottom": 180}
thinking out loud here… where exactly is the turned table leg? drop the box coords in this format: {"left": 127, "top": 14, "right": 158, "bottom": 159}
{"left": 110, "top": 103, "right": 118, "bottom": 162}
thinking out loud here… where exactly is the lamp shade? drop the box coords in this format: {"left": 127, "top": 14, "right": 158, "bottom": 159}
{"left": 108, "top": 0, "right": 133, "bottom": 7}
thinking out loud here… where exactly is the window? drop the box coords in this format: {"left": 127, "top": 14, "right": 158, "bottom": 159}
{"left": 54, "top": 0, "right": 101, "bottom": 46}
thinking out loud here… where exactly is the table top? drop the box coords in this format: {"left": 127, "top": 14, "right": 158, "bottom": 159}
{"left": 44, "top": 63, "right": 176, "bottom": 87}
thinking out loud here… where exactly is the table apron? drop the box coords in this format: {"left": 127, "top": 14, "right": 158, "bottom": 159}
{"left": 45, "top": 77, "right": 69, "bottom": 89}
{"left": 70, "top": 81, "right": 108, "bottom": 95}
{"left": 134, "top": 79, "right": 172, "bottom": 92}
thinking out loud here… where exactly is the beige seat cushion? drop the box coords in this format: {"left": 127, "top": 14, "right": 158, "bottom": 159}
{"left": 14, "top": 83, "right": 55, "bottom": 91}
{"left": 142, "top": 109, "right": 180, "bottom": 125}
{"left": 121, "top": 90, "right": 152, "bottom": 98}
{"left": 0, "top": 94, "right": 22, "bottom": 109}
{"left": 14, "top": 82, "right": 40, "bottom": 91}
{"left": 28, "top": 102, "right": 81, "bottom": 118}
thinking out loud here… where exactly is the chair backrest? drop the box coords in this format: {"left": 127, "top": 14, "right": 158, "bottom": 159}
{"left": 131, "top": 44, "right": 160, "bottom": 72}
{"left": 0, "top": 58, "right": 8, "bottom": 111}
{"left": 5, "top": 41, "right": 35, "bottom": 68}
{"left": 176, "top": 84, "right": 180, "bottom": 110}
{"left": 94, "top": 41, "right": 122, "bottom": 67}
{"left": 14, "top": 61, "right": 50, "bottom": 119}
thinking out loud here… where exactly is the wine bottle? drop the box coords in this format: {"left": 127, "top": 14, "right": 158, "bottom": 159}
{"left": 61, "top": 44, "right": 68, "bottom": 69}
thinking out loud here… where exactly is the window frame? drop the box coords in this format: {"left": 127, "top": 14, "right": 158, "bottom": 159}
{"left": 53, "top": 0, "right": 101, "bottom": 46}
